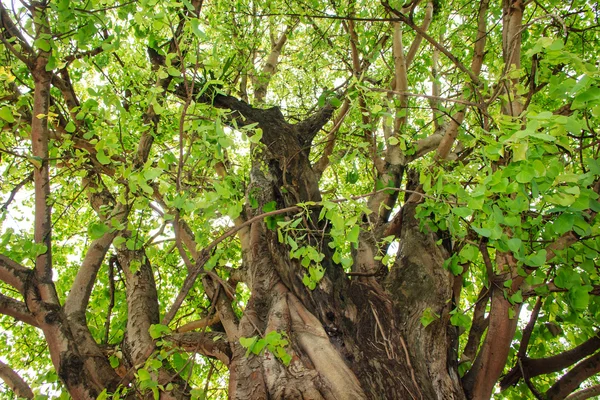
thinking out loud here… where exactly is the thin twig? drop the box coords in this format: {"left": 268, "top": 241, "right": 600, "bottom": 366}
{"left": 1, "top": 172, "right": 32, "bottom": 211}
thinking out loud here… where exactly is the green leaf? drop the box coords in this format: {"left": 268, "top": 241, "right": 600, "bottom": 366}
{"left": 0, "top": 106, "right": 15, "bottom": 123}
{"left": 473, "top": 227, "right": 492, "bottom": 237}
{"left": 65, "top": 121, "right": 76, "bottom": 133}
{"left": 143, "top": 167, "right": 163, "bottom": 181}
{"left": 239, "top": 336, "right": 258, "bottom": 357}
{"left": 507, "top": 238, "right": 522, "bottom": 254}
{"left": 137, "top": 368, "right": 152, "bottom": 381}
{"left": 190, "top": 18, "right": 206, "bottom": 39}
{"left": 96, "top": 149, "right": 111, "bottom": 165}
{"left": 167, "top": 66, "right": 181, "bottom": 77}
{"left": 459, "top": 244, "right": 477, "bottom": 262}
{"left": 509, "top": 290, "right": 523, "bottom": 304}
{"left": 569, "top": 286, "right": 590, "bottom": 311}
{"left": 452, "top": 207, "right": 472, "bottom": 218}
{"left": 347, "top": 225, "right": 360, "bottom": 244}
{"left": 420, "top": 308, "right": 439, "bottom": 328}
{"left": 524, "top": 249, "right": 547, "bottom": 267}
{"left": 450, "top": 311, "right": 470, "bottom": 329}
{"left": 34, "top": 38, "right": 51, "bottom": 52}
{"left": 88, "top": 223, "right": 110, "bottom": 240}
{"left": 190, "top": 388, "right": 206, "bottom": 400}
{"left": 109, "top": 355, "right": 120, "bottom": 368}
{"left": 263, "top": 201, "right": 277, "bottom": 212}
{"left": 149, "top": 324, "right": 170, "bottom": 339}
{"left": 286, "top": 236, "right": 298, "bottom": 251}
{"left": 573, "top": 87, "right": 600, "bottom": 109}
{"left": 545, "top": 192, "right": 576, "bottom": 206}
{"left": 553, "top": 213, "right": 574, "bottom": 235}
{"left": 512, "top": 143, "right": 528, "bottom": 161}
{"left": 515, "top": 166, "right": 535, "bottom": 183}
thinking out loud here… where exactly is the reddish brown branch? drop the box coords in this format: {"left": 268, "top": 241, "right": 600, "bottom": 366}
{"left": 546, "top": 351, "right": 600, "bottom": 400}
{"left": 64, "top": 229, "right": 121, "bottom": 317}
{"left": 461, "top": 287, "right": 489, "bottom": 362}
{"left": 405, "top": 1, "right": 433, "bottom": 69}
{"left": 517, "top": 296, "right": 542, "bottom": 359}
{"left": 501, "top": 331, "right": 600, "bottom": 390}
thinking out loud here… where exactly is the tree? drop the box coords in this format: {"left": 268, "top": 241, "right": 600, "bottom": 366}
{"left": 0, "top": 0, "right": 599, "bottom": 398}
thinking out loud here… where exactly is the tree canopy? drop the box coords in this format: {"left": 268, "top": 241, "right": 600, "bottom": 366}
{"left": 0, "top": 0, "right": 599, "bottom": 399}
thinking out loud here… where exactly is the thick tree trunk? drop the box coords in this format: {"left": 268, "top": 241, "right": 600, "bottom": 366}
{"left": 221, "top": 102, "right": 464, "bottom": 399}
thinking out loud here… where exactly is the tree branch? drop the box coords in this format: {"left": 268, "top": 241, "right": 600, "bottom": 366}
{"left": 1, "top": 172, "right": 33, "bottom": 211}
{"left": 176, "top": 314, "right": 220, "bottom": 333}
{"left": 313, "top": 99, "right": 350, "bottom": 177}
{"left": 0, "top": 360, "right": 34, "bottom": 399}
{"left": 343, "top": 17, "right": 386, "bottom": 173}
{"left": 435, "top": 0, "right": 489, "bottom": 160}
{"left": 0, "top": 3, "right": 34, "bottom": 67}
{"left": 517, "top": 296, "right": 542, "bottom": 359}
{"left": 64, "top": 229, "right": 121, "bottom": 318}
{"left": 30, "top": 5, "right": 56, "bottom": 304}
{"left": 546, "top": 351, "right": 600, "bottom": 400}
{"left": 0, "top": 293, "right": 38, "bottom": 327}
{"left": 0, "top": 255, "right": 30, "bottom": 293}
{"left": 405, "top": 1, "right": 433, "bottom": 69}
{"left": 383, "top": 1, "right": 481, "bottom": 86}
{"left": 295, "top": 103, "right": 336, "bottom": 146}
{"left": 501, "top": 331, "right": 600, "bottom": 390}
{"left": 565, "top": 384, "right": 600, "bottom": 400}
{"left": 167, "top": 331, "right": 231, "bottom": 366}
{"left": 461, "top": 287, "right": 489, "bottom": 362}
{"left": 254, "top": 23, "right": 295, "bottom": 103}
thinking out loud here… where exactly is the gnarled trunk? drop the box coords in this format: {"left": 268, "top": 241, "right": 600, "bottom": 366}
{"left": 222, "top": 103, "right": 464, "bottom": 399}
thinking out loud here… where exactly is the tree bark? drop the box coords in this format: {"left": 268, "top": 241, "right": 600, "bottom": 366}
{"left": 208, "top": 98, "right": 466, "bottom": 399}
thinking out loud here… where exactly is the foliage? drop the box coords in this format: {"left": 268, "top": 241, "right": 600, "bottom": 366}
{"left": 0, "top": 0, "right": 599, "bottom": 398}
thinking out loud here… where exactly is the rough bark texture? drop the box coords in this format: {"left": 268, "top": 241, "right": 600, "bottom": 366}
{"left": 207, "top": 96, "right": 466, "bottom": 399}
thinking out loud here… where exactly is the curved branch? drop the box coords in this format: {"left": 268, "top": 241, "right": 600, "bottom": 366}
{"left": 167, "top": 331, "right": 231, "bottom": 366}
{"left": 1, "top": 173, "right": 33, "bottom": 212}
{"left": 405, "top": 1, "right": 433, "bottom": 69}
{"left": 64, "top": 230, "right": 120, "bottom": 318}
{"left": 176, "top": 314, "right": 220, "bottom": 333}
{"left": 501, "top": 331, "right": 600, "bottom": 390}
{"left": 546, "top": 351, "right": 600, "bottom": 400}
{"left": 0, "top": 293, "right": 38, "bottom": 327}
{"left": 313, "top": 99, "right": 350, "bottom": 177}
{"left": 254, "top": 23, "right": 295, "bottom": 103}
{"left": 517, "top": 296, "right": 542, "bottom": 359}
{"left": 0, "top": 255, "right": 30, "bottom": 293}
{"left": 383, "top": 1, "right": 481, "bottom": 86}
{"left": 295, "top": 102, "right": 335, "bottom": 146}
{"left": 0, "top": 3, "right": 34, "bottom": 67}
{"left": 0, "top": 360, "right": 34, "bottom": 399}
{"left": 566, "top": 384, "right": 600, "bottom": 400}
{"left": 461, "top": 287, "right": 489, "bottom": 362}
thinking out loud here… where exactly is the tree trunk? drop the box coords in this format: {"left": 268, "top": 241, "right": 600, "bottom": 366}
{"left": 221, "top": 102, "right": 465, "bottom": 399}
